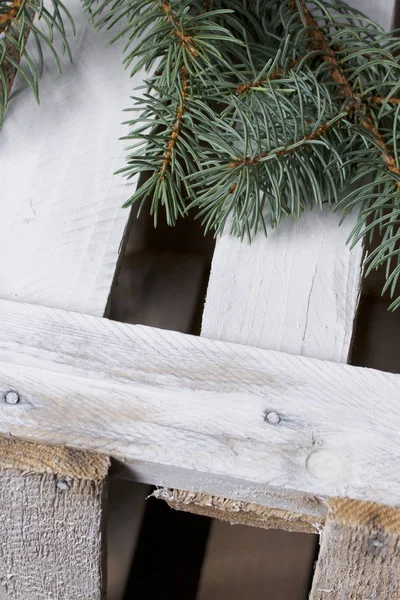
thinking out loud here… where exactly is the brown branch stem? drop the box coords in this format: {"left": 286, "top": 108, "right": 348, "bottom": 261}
{"left": 160, "top": 1, "right": 198, "bottom": 56}
{"left": 291, "top": 0, "right": 400, "bottom": 189}
{"left": 159, "top": 66, "right": 189, "bottom": 179}
{"left": 292, "top": 0, "right": 352, "bottom": 98}
{"left": 236, "top": 58, "right": 302, "bottom": 95}
{"left": 229, "top": 117, "right": 342, "bottom": 168}
{"left": 0, "top": 0, "right": 24, "bottom": 32}
{"left": 368, "top": 96, "right": 400, "bottom": 105}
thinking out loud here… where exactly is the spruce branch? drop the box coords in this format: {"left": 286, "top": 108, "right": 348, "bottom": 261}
{"left": 291, "top": 0, "right": 353, "bottom": 98}
{"left": 5, "top": 0, "right": 400, "bottom": 309}
{"left": 0, "top": 0, "right": 24, "bottom": 30}
{"left": 0, "top": 0, "right": 75, "bottom": 124}
{"left": 159, "top": 65, "right": 190, "bottom": 179}
{"left": 76, "top": 0, "right": 400, "bottom": 306}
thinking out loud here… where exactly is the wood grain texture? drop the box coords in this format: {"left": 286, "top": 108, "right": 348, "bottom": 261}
{"left": 154, "top": 488, "right": 319, "bottom": 534}
{"left": 197, "top": 207, "right": 363, "bottom": 600}
{"left": 309, "top": 498, "right": 400, "bottom": 600}
{"left": 0, "top": 0, "right": 146, "bottom": 316}
{"left": 202, "top": 208, "right": 363, "bottom": 363}
{"left": 0, "top": 437, "right": 109, "bottom": 600}
{"left": 2, "top": 299, "right": 400, "bottom": 517}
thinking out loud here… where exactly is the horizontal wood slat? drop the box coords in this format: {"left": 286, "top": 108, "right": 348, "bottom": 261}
{"left": 0, "top": 299, "right": 399, "bottom": 519}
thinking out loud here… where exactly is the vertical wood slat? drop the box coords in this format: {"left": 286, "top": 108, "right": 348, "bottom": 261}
{"left": 309, "top": 1, "right": 398, "bottom": 597}
{"left": 309, "top": 499, "right": 400, "bottom": 600}
{"left": 196, "top": 209, "right": 363, "bottom": 600}
{"left": 0, "top": 0, "right": 150, "bottom": 593}
{"left": 197, "top": 0, "right": 398, "bottom": 593}
{"left": 0, "top": 438, "right": 109, "bottom": 600}
{"left": 0, "top": 0, "right": 147, "bottom": 316}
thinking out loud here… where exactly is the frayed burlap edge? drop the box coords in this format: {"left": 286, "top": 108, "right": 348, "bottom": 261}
{"left": 153, "top": 488, "right": 323, "bottom": 534}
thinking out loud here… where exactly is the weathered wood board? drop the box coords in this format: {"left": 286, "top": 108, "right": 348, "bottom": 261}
{"left": 196, "top": 207, "right": 363, "bottom": 598}
{"left": 309, "top": 498, "right": 400, "bottom": 599}
{"left": 0, "top": 0, "right": 146, "bottom": 316}
{"left": 0, "top": 437, "right": 109, "bottom": 600}
{"left": 2, "top": 298, "right": 400, "bottom": 519}
{"left": 0, "top": 1, "right": 149, "bottom": 596}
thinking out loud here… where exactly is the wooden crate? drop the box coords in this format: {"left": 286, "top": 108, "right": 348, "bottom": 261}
{"left": 0, "top": 0, "right": 399, "bottom": 598}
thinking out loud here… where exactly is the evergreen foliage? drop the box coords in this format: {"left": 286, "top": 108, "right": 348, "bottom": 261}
{"left": 4, "top": 0, "right": 400, "bottom": 307}
{"left": 0, "top": 0, "right": 74, "bottom": 122}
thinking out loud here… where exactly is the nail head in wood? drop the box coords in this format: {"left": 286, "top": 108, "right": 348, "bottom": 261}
{"left": 56, "top": 479, "right": 70, "bottom": 492}
{"left": 4, "top": 391, "right": 20, "bottom": 405}
{"left": 265, "top": 411, "right": 281, "bottom": 425}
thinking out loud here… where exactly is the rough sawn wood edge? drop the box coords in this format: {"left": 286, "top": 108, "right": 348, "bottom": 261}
{"left": 4, "top": 298, "right": 400, "bottom": 520}
{"left": 0, "top": 436, "right": 109, "bottom": 599}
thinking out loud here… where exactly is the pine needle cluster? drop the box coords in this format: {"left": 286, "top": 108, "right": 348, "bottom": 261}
{"left": 0, "top": 0, "right": 74, "bottom": 122}
{"left": 4, "top": 0, "right": 400, "bottom": 307}
{"left": 83, "top": 0, "right": 400, "bottom": 307}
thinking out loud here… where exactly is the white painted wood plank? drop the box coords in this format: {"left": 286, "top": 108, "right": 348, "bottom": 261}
{"left": 354, "top": 0, "right": 396, "bottom": 30}
{"left": 0, "top": 0, "right": 145, "bottom": 316}
{"left": 202, "top": 208, "right": 363, "bottom": 363}
{"left": 199, "top": 199, "right": 363, "bottom": 600}
{"left": 1, "top": 299, "right": 400, "bottom": 517}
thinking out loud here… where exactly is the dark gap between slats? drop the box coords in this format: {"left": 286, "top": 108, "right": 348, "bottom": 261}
{"left": 108, "top": 202, "right": 215, "bottom": 600}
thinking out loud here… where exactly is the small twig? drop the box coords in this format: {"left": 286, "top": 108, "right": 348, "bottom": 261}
{"left": 367, "top": 96, "right": 400, "bottom": 105}
{"left": 291, "top": 0, "right": 400, "bottom": 189}
{"left": 159, "top": 66, "right": 189, "bottom": 178}
{"left": 236, "top": 58, "right": 303, "bottom": 94}
{"left": 292, "top": 0, "right": 352, "bottom": 98}
{"left": 361, "top": 118, "right": 400, "bottom": 179}
{"left": 0, "top": 0, "right": 24, "bottom": 31}
{"left": 160, "top": 1, "right": 198, "bottom": 56}
{"left": 236, "top": 71, "right": 282, "bottom": 95}
{"left": 229, "top": 117, "right": 343, "bottom": 168}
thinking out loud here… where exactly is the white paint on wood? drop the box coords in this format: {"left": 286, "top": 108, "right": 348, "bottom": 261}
{"left": 1, "top": 300, "right": 400, "bottom": 515}
{"left": 354, "top": 0, "right": 396, "bottom": 30}
{"left": 199, "top": 206, "right": 363, "bottom": 598}
{"left": 202, "top": 208, "right": 363, "bottom": 363}
{"left": 0, "top": 0, "right": 146, "bottom": 316}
